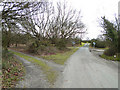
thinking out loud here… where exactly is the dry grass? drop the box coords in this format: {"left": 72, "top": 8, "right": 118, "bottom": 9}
{"left": 40, "top": 47, "right": 79, "bottom": 65}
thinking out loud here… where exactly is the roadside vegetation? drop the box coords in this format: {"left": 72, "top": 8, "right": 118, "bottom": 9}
{"left": 2, "top": 50, "right": 25, "bottom": 88}
{"left": 90, "top": 16, "right": 120, "bottom": 61}
{"left": 90, "top": 39, "right": 107, "bottom": 48}
{"left": 38, "top": 42, "right": 85, "bottom": 65}
{"left": 101, "top": 54, "right": 120, "bottom": 61}
{"left": 100, "top": 16, "right": 120, "bottom": 61}
{"left": 89, "top": 46, "right": 108, "bottom": 50}
{"left": 40, "top": 47, "right": 79, "bottom": 65}
{"left": 9, "top": 41, "right": 84, "bottom": 65}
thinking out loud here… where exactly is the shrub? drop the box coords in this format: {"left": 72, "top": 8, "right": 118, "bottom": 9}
{"left": 37, "top": 45, "right": 46, "bottom": 54}
{"left": 27, "top": 41, "right": 58, "bottom": 55}
{"left": 104, "top": 47, "right": 117, "bottom": 56}
{"left": 90, "top": 39, "right": 106, "bottom": 48}
{"left": 42, "top": 46, "right": 58, "bottom": 55}
{"left": 55, "top": 39, "right": 66, "bottom": 50}
{"left": 41, "top": 40, "right": 51, "bottom": 46}
{"left": 2, "top": 49, "right": 13, "bottom": 59}
{"left": 27, "top": 42, "right": 38, "bottom": 53}
{"left": 26, "top": 40, "right": 52, "bottom": 54}
{"left": 95, "top": 41, "right": 106, "bottom": 48}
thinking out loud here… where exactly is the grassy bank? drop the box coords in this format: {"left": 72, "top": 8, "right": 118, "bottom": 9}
{"left": 40, "top": 47, "right": 79, "bottom": 65}
{"left": 10, "top": 50, "right": 57, "bottom": 85}
{"left": 2, "top": 51, "right": 25, "bottom": 88}
{"left": 101, "top": 54, "right": 120, "bottom": 61}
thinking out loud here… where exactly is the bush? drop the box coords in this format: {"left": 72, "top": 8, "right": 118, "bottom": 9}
{"left": 27, "top": 43, "right": 47, "bottom": 54}
{"left": 41, "top": 46, "right": 58, "bottom": 55}
{"left": 27, "top": 40, "right": 58, "bottom": 55}
{"left": 27, "top": 42, "right": 38, "bottom": 53}
{"left": 26, "top": 40, "right": 52, "bottom": 54}
{"left": 41, "top": 40, "right": 51, "bottom": 46}
{"left": 2, "top": 49, "right": 13, "bottom": 59}
{"left": 104, "top": 47, "right": 116, "bottom": 56}
{"left": 90, "top": 39, "right": 106, "bottom": 48}
{"left": 95, "top": 41, "right": 106, "bottom": 48}
{"left": 55, "top": 39, "right": 66, "bottom": 50}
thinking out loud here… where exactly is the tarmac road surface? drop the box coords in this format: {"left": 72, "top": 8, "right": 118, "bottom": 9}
{"left": 61, "top": 46, "right": 118, "bottom": 88}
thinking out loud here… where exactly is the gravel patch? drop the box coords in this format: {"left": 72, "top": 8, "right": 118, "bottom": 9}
{"left": 15, "top": 55, "right": 50, "bottom": 88}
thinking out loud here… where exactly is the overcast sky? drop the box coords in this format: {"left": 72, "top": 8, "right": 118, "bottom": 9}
{"left": 50, "top": 0, "right": 120, "bottom": 40}
{"left": 1, "top": 0, "right": 119, "bottom": 40}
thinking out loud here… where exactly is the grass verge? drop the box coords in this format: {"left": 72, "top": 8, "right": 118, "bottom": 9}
{"left": 2, "top": 51, "right": 25, "bottom": 88}
{"left": 89, "top": 46, "right": 109, "bottom": 50}
{"left": 40, "top": 47, "right": 79, "bottom": 65}
{"left": 80, "top": 42, "right": 86, "bottom": 47}
{"left": 100, "top": 54, "right": 120, "bottom": 61}
{"left": 10, "top": 50, "right": 57, "bottom": 85}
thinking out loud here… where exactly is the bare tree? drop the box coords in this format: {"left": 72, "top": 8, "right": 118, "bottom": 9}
{"left": 49, "top": 1, "right": 85, "bottom": 40}
{"left": 19, "top": 1, "right": 86, "bottom": 48}
{"left": 1, "top": 1, "right": 46, "bottom": 48}
{"left": 1, "top": 1, "right": 86, "bottom": 49}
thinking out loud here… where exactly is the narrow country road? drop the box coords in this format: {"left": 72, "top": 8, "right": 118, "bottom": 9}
{"left": 57, "top": 45, "right": 118, "bottom": 88}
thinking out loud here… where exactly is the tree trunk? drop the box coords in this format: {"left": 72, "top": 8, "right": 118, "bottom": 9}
{"left": 15, "top": 43, "right": 17, "bottom": 47}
